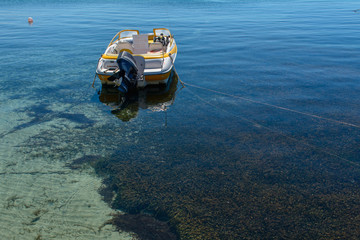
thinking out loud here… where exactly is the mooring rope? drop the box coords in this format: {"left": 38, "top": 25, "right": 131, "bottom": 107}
{"left": 186, "top": 87, "right": 359, "bottom": 167}
{"left": 181, "top": 81, "right": 360, "bottom": 129}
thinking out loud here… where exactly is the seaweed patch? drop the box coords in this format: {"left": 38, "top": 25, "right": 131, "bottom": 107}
{"left": 107, "top": 213, "right": 177, "bottom": 240}
{"left": 65, "top": 155, "right": 101, "bottom": 170}
{"left": 89, "top": 127, "right": 360, "bottom": 239}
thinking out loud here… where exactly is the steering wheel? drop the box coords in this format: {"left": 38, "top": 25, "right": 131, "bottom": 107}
{"left": 154, "top": 35, "right": 168, "bottom": 46}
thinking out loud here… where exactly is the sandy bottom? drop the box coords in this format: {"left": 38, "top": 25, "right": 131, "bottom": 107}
{"left": 0, "top": 99, "right": 135, "bottom": 240}
{"left": 0, "top": 169, "right": 133, "bottom": 239}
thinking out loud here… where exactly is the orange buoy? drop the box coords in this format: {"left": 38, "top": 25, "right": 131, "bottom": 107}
{"left": 28, "top": 17, "right": 33, "bottom": 24}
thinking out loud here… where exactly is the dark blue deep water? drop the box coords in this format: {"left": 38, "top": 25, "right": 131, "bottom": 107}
{"left": 1, "top": 0, "right": 360, "bottom": 239}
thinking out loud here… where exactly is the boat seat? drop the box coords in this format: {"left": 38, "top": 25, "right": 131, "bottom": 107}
{"left": 149, "top": 42, "right": 164, "bottom": 52}
{"left": 115, "top": 42, "right": 134, "bottom": 54}
{"left": 105, "top": 44, "right": 117, "bottom": 54}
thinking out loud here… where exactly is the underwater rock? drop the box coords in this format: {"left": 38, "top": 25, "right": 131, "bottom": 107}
{"left": 65, "top": 155, "right": 101, "bottom": 170}
{"left": 108, "top": 213, "right": 177, "bottom": 240}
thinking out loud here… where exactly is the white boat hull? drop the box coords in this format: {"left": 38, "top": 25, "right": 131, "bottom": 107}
{"left": 96, "top": 29, "right": 177, "bottom": 88}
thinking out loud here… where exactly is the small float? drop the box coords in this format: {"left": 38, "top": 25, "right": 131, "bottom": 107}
{"left": 96, "top": 28, "right": 177, "bottom": 92}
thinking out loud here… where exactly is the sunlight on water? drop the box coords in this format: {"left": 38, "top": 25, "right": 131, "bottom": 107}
{"left": 1, "top": 0, "right": 360, "bottom": 239}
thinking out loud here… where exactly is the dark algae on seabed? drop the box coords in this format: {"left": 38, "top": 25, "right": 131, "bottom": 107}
{"left": 70, "top": 122, "right": 360, "bottom": 239}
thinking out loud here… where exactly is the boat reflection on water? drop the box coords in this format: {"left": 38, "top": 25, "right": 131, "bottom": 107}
{"left": 98, "top": 69, "right": 179, "bottom": 122}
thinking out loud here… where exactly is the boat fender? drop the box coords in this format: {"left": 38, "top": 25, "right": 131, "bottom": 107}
{"left": 169, "top": 53, "right": 174, "bottom": 65}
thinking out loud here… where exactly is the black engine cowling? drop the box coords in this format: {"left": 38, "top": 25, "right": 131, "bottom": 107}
{"left": 108, "top": 51, "right": 145, "bottom": 93}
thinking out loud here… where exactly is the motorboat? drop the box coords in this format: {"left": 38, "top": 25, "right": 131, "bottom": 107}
{"left": 96, "top": 28, "right": 177, "bottom": 92}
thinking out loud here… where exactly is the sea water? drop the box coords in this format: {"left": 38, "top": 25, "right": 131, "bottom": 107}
{"left": 1, "top": 0, "right": 360, "bottom": 239}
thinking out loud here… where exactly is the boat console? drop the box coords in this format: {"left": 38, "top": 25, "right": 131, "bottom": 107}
{"left": 154, "top": 33, "right": 170, "bottom": 46}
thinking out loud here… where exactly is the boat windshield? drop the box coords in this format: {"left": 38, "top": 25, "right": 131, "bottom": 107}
{"left": 153, "top": 28, "right": 171, "bottom": 37}
{"left": 108, "top": 30, "right": 139, "bottom": 47}
{"left": 120, "top": 30, "right": 139, "bottom": 39}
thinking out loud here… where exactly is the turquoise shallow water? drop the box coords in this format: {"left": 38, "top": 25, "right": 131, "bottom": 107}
{"left": 1, "top": 0, "right": 360, "bottom": 239}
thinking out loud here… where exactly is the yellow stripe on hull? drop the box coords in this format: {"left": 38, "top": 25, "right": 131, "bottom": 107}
{"left": 97, "top": 70, "right": 172, "bottom": 85}
{"left": 145, "top": 71, "right": 172, "bottom": 82}
{"left": 98, "top": 74, "right": 111, "bottom": 81}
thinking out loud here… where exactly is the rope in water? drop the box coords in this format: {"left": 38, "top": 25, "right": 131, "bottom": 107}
{"left": 185, "top": 86, "right": 359, "bottom": 166}
{"left": 180, "top": 80, "right": 360, "bottom": 129}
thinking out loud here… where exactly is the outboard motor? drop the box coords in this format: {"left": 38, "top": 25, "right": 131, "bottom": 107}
{"left": 108, "top": 51, "right": 145, "bottom": 93}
